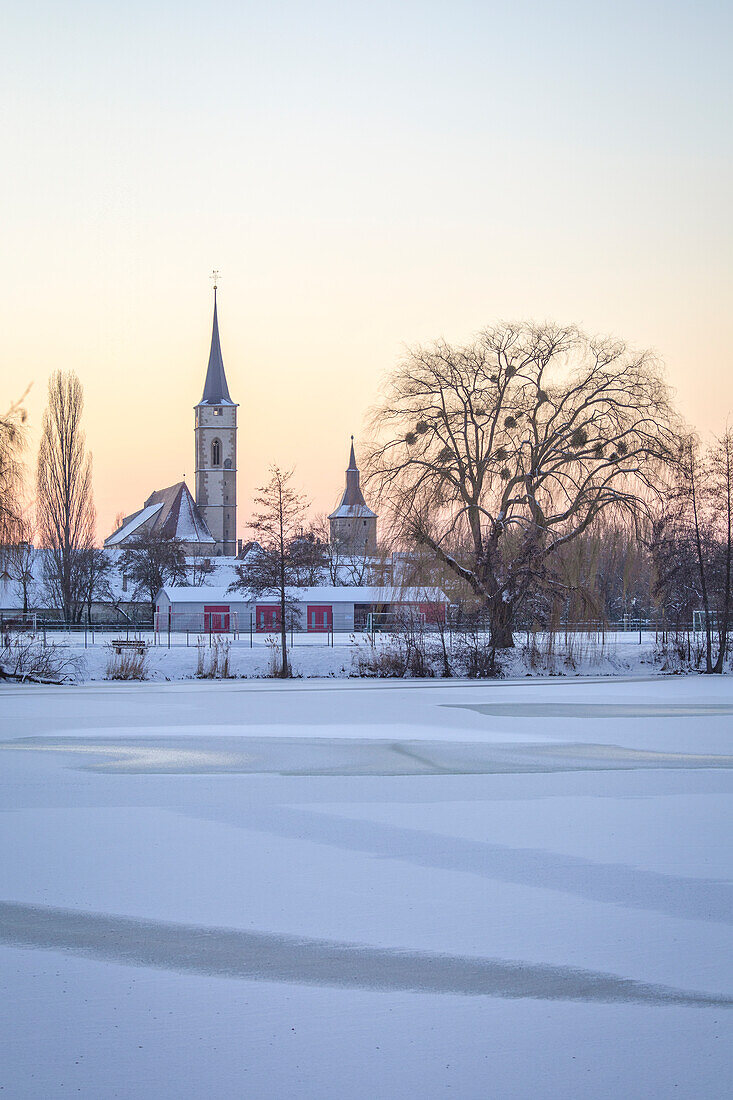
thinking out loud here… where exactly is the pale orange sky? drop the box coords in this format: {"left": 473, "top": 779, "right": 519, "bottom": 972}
{"left": 3, "top": 0, "right": 732, "bottom": 542}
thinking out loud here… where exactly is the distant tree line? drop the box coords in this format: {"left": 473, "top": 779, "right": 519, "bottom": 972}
{"left": 2, "top": 319, "right": 733, "bottom": 672}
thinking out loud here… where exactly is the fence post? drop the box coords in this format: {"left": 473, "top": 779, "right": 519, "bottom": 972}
{"left": 250, "top": 612, "right": 253, "bottom": 648}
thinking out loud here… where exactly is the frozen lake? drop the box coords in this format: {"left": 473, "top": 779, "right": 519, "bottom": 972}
{"left": 1, "top": 676, "right": 732, "bottom": 1098}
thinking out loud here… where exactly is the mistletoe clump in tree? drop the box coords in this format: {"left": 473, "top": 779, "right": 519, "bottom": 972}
{"left": 367, "top": 322, "right": 676, "bottom": 647}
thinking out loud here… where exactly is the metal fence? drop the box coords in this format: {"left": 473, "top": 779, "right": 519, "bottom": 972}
{"left": 0, "top": 616, "right": 156, "bottom": 648}
{"left": 0, "top": 611, "right": 716, "bottom": 651}
{"left": 153, "top": 611, "right": 337, "bottom": 649}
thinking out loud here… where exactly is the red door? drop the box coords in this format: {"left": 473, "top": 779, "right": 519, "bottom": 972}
{"left": 204, "top": 604, "right": 230, "bottom": 633}
{"left": 256, "top": 605, "right": 281, "bottom": 632}
{"left": 307, "top": 605, "right": 333, "bottom": 633}
{"left": 419, "top": 602, "right": 446, "bottom": 624}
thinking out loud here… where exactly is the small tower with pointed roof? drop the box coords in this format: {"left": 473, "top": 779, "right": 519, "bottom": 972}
{"left": 194, "top": 284, "right": 238, "bottom": 556}
{"left": 329, "top": 437, "right": 378, "bottom": 551}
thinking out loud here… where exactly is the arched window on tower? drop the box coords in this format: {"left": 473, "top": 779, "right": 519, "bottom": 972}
{"left": 212, "top": 439, "right": 222, "bottom": 467}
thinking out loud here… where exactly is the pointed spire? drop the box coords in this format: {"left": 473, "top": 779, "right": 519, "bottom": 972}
{"left": 199, "top": 286, "right": 234, "bottom": 405}
{"left": 328, "top": 436, "right": 377, "bottom": 518}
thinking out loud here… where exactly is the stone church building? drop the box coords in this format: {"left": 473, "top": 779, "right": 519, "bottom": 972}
{"left": 105, "top": 289, "right": 377, "bottom": 557}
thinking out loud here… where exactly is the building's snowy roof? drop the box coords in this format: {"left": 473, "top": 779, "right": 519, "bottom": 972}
{"left": 149, "top": 483, "right": 215, "bottom": 544}
{"left": 198, "top": 290, "right": 235, "bottom": 406}
{"left": 105, "top": 502, "right": 164, "bottom": 547}
{"left": 104, "top": 483, "right": 215, "bottom": 547}
{"left": 157, "top": 584, "right": 446, "bottom": 605}
{"left": 158, "top": 586, "right": 235, "bottom": 603}
{"left": 329, "top": 503, "right": 378, "bottom": 519}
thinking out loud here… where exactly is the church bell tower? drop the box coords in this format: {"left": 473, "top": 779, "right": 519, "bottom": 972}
{"left": 194, "top": 280, "right": 237, "bottom": 556}
{"left": 329, "top": 437, "right": 378, "bottom": 551}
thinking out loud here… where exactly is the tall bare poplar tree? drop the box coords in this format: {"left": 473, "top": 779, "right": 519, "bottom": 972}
{"left": 36, "top": 371, "right": 96, "bottom": 622}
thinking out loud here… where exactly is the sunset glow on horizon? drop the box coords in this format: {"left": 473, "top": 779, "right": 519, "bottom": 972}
{"left": 3, "top": 0, "right": 732, "bottom": 542}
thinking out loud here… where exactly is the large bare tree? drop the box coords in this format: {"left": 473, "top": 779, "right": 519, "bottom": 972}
{"left": 36, "top": 371, "right": 96, "bottom": 622}
{"left": 367, "top": 322, "right": 675, "bottom": 646}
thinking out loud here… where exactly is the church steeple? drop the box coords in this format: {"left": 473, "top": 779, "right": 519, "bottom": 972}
{"left": 329, "top": 436, "right": 378, "bottom": 550}
{"left": 340, "top": 435, "right": 369, "bottom": 509}
{"left": 194, "top": 277, "right": 238, "bottom": 556}
{"left": 199, "top": 286, "right": 233, "bottom": 406}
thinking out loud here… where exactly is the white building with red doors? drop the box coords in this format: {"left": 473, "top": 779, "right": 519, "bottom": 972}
{"left": 154, "top": 585, "right": 447, "bottom": 635}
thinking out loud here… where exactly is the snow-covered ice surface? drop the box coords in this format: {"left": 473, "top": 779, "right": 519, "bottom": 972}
{"left": 1, "top": 676, "right": 731, "bottom": 1098}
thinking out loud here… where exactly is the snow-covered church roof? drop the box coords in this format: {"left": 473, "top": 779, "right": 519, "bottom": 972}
{"left": 105, "top": 482, "right": 215, "bottom": 548}
{"left": 105, "top": 502, "right": 164, "bottom": 546}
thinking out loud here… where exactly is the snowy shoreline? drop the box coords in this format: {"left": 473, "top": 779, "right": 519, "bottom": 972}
{"left": 12, "top": 634, "right": 716, "bottom": 683}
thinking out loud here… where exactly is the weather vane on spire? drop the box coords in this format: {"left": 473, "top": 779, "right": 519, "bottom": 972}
{"left": 210, "top": 269, "right": 221, "bottom": 293}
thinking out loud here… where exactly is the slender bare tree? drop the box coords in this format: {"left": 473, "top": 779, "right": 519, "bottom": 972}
{"left": 312, "top": 514, "right": 374, "bottom": 586}
{"left": 36, "top": 371, "right": 96, "bottom": 622}
{"left": 5, "top": 514, "right": 37, "bottom": 614}
{"left": 655, "top": 432, "right": 733, "bottom": 672}
{"left": 77, "top": 546, "right": 113, "bottom": 623}
{"left": 229, "top": 466, "right": 309, "bottom": 677}
{"left": 188, "top": 545, "right": 215, "bottom": 587}
{"left": 367, "top": 322, "right": 676, "bottom": 647}
{"left": 709, "top": 431, "right": 733, "bottom": 671}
